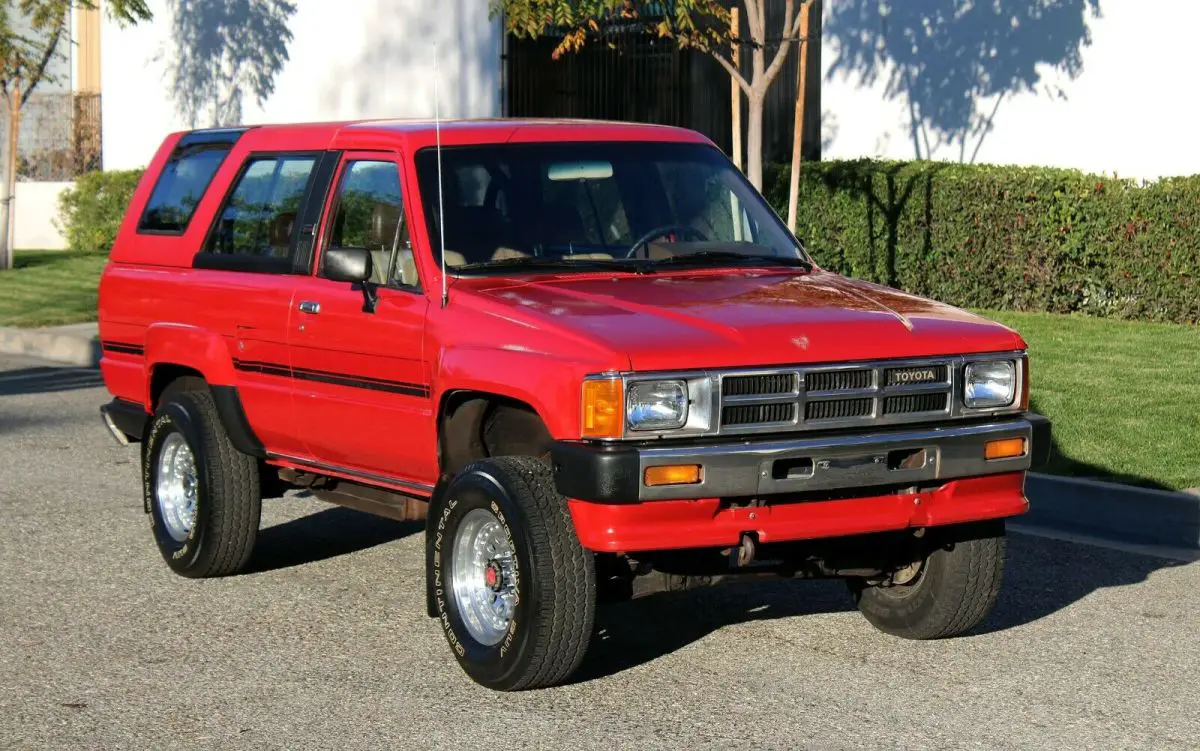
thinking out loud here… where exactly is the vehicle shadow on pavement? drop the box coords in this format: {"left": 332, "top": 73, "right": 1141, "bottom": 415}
{"left": 0, "top": 366, "right": 105, "bottom": 396}
{"left": 980, "top": 532, "right": 1192, "bottom": 635}
{"left": 572, "top": 534, "right": 1193, "bottom": 682}
{"left": 245, "top": 506, "right": 422, "bottom": 574}
{"left": 574, "top": 578, "right": 856, "bottom": 683}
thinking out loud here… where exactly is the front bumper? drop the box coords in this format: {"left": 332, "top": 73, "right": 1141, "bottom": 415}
{"left": 552, "top": 413, "right": 1051, "bottom": 504}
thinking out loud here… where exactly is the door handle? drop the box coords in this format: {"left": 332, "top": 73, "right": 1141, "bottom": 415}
{"left": 298, "top": 301, "right": 321, "bottom": 314}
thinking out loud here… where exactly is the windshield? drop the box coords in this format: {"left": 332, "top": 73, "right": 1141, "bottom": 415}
{"left": 413, "top": 141, "right": 807, "bottom": 272}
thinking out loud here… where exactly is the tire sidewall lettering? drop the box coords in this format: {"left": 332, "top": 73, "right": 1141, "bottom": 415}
{"left": 432, "top": 476, "right": 529, "bottom": 675}
{"left": 143, "top": 399, "right": 207, "bottom": 572}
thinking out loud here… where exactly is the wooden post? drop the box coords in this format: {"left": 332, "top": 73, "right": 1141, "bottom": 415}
{"left": 786, "top": 2, "right": 812, "bottom": 233}
{"left": 730, "top": 7, "right": 742, "bottom": 171}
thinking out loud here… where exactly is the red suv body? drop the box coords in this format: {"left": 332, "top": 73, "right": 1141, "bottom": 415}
{"left": 98, "top": 120, "right": 1050, "bottom": 691}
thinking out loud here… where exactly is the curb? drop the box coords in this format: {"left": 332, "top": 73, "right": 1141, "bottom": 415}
{"left": 0, "top": 325, "right": 100, "bottom": 367}
{"left": 1024, "top": 473, "right": 1200, "bottom": 552}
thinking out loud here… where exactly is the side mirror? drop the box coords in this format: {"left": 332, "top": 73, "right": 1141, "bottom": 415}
{"left": 324, "top": 247, "right": 379, "bottom": 313}
{"left": 324, "top": 247, "right": 373, "bottom": 283}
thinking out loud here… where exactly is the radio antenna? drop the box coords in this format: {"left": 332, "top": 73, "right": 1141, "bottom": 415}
{"left": 434, "top": 42, "right": 449, "bottom": 308}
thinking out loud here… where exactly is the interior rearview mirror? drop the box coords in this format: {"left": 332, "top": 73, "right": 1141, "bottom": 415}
{"left": 547, "top": 160, "right": 614, "bottom": 181}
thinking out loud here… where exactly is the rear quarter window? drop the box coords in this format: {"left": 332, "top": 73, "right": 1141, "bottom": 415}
{"left": 138, "top": 144, "right": 232, "bottom": 234}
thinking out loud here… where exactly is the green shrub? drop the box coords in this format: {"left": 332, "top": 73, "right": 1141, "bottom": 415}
{"left": 55, "top": 169, "right": 145, "bottom": 253}
{"left": 764, "top": 160, "right": 1200, "bottom": 324}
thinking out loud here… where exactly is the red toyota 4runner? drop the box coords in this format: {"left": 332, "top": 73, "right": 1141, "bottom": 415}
{"left": 98, "top": 120, "right": 1051, "bottom": 691}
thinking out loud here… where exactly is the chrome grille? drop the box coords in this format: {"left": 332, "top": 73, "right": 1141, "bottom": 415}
{"left": 806, "top": 398, "right": 873, "bottom": 421}
{"left": 722, "top": 373, "right": 798, "bottom": 397}
{"left": 807, "top": 369, "right": 872, "bottom": 392}
{"left": 723, "top": 403, "right": 796, "bottom": 426}
{"left": 717, "top": 357, "right": 955, "bottom": 434}
{"left": 884, "top": 392, "right": 949, "bottom": 415}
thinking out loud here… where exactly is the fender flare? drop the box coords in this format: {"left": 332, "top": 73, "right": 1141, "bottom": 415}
{"left": 143, "top": 323, "right": 265, "bottom": 458}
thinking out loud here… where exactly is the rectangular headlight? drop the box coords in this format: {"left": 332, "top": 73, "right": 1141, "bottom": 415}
{"left": 626, "top": 379, "right": 688, "bottom": 431}
{"left": 964, "top": 360, "right": 1016, "bottom": 409}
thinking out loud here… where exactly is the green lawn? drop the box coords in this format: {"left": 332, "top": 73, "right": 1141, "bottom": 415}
{"left": 0, "top": 250, "right": 108, "bottom": 327}
{"left": 981, "top": 310, "right": 1200, "bottom": 491}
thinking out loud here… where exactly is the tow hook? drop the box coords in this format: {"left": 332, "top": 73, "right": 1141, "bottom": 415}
{"left": 733, "top": 533, "right": 757, "bottom": 568}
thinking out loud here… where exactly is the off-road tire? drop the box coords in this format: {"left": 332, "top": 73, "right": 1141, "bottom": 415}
{"left": 143, "top": 389, "right": 261, "bottom": 577}
{"left": 848, "top": 520, "right": 1006, "bottom": 639}
{"left": 428, "top": 456, "right": 595, "bottom": 691}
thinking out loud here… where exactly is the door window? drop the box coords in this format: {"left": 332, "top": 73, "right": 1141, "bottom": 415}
{"left": 326, "top": 160, "right": 415, "bottom": 287}
{"left": 204, "top": 154, "right": 318, "bottom": 264}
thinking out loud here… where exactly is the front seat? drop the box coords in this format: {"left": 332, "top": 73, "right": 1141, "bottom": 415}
{"left": 368, "top": 203, "right": 402, "bottom": 284}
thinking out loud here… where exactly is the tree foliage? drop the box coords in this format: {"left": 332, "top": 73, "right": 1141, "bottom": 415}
{"left": 0, "top": 1, "right": 151, "bottom": 269}
{"left": 491, "top": 0, "right": 809, "bottom": 190}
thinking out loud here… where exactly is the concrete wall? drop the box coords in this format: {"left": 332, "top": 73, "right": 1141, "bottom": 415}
{"left": 14, "top": 182, "right": 71, "bottom": 250}
{"left": 820, "top": 0, "right": 1191, "bottom": 180}
{"left": 100, "top": 0, "right": 503, "bottom": 171}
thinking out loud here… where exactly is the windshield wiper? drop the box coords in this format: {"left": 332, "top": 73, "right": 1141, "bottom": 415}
{"left": 648, "top": 251, "right": 813, "bottom": 271}
{"left": 452, "top": 256, "right": 652, "bottom": 275}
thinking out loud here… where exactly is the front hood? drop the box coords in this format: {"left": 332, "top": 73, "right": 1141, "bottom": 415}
{"left": 460, "top": 270, "right": 1024, "bottom": 371}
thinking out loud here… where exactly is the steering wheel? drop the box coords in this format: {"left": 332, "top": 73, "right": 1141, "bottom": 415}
{"left": 625, "top": 224, "right": 708, "bottom": 259}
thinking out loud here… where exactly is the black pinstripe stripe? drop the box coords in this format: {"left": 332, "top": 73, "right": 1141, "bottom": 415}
{"left": 101, "top": 341, "right": 144, "bottom": 356}
{"left": 233, "top": 359, "right": 430, "bottom": 398}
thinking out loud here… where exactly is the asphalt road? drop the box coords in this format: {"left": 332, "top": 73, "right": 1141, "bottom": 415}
{"left": 1, "top": 353, "right": 1198, "bottom": 750}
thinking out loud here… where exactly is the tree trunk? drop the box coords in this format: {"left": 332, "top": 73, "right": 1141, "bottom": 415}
{"left": 745, "top": 93, "right": 765, "bottom": 191}
{"left": 0, "top": 89, "right": 20, "bottom": 271}
{"left": 787, "top": 2, "right": 812, "bottom": 232}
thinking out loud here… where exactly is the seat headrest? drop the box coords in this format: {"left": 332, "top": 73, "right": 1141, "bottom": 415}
{"left": 269, "top": 211, "right": 296, "bottom": 248}
{"left": 370, "top": 203, "right": 402, "bottom": 248}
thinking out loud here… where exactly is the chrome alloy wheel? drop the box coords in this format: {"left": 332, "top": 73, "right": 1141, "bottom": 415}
{"left": 450, "top": 508, "right": 518, "bottom": 646}
{"left": 155, "top": 432, "right": 199, "bottom": 542}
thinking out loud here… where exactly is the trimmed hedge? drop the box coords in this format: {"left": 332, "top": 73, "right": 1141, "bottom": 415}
{"left": 55, "top": 169, "right": 144, "bottom": 253}
{"left": 764, "top": 160, "right": 1200, "bottom": 324}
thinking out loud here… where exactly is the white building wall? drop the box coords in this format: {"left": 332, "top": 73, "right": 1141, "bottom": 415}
{"left": 14, "top": 183, "right": 71, "bottom": 250}
{"left": 92, "top": 0, "right": 1200, "bottom": 181}
{"left": 101, "top": 0, "right": 503, "bottom": 171}
{"left": 820, "top": 0, "right": 1193, "bottom": 180}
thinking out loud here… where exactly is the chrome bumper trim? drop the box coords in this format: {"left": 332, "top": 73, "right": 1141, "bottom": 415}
{"left": 636, "top": 418, "right": 1034, "bottom": 500}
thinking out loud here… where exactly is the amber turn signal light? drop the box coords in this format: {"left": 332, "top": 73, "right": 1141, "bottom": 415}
{"left": 644, "top": 464, "right": 703, "bottom": 487}
{"left": 581, "top": 378, "right": 623, "bottom": 439}
{"left": 985, "top": 437, "right": 1027, "bottom": 460}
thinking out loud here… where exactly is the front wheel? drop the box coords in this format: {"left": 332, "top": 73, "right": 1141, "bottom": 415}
{"left": 848, "top": 520, "right": 1007, "bottom": 639}
{"left": 429, "top": 456, "right": 595, "bottom": 691}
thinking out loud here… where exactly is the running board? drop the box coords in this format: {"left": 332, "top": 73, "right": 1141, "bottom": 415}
{"left": 278, "top": 468, "right": 429, "bottom": 522}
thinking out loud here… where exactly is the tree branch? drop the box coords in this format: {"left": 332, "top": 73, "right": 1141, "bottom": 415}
{"left": 791, "top": 1, "right": 808, "bottom": 38}
{"left": 742, "top": 0, "right": 763, "bottom": 43}
{"left": 709, "top": 50, "right": 753, "bottom": 96}
{"left": 20, "top": 20, "right": 66, "bottom": 108}
{"left": 761, "top": 0, "right": 796, "bottom": 88}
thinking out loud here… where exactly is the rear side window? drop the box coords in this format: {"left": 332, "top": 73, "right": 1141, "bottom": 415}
{"left": 138, "top": 145, "right": 231, "bottom": 234}
{"left": 204, "top": 155, "right": 317, "bottom": 261}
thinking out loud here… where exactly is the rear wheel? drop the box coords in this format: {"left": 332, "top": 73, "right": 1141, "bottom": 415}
{"left": 848, "top": 520, "right": 1006, "bottom": 639}
{"left": 142, "top": 388, "right": 261, "bottom": 577}
{"left": 429, "top": 456, "right": 595, "bottom": 691}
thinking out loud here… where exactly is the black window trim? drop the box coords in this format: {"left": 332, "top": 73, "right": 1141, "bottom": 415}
{"left": 193, "top": 149, "right": 332, "bottom": 275}
{"left": 319, "top": 153, "right": 422, "bottom": 292}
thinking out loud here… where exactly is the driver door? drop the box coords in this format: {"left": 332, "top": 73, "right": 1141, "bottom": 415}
{"left": 286, "top": 151, "right": 436, "bottom": 487}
